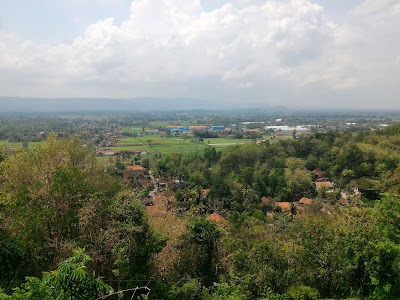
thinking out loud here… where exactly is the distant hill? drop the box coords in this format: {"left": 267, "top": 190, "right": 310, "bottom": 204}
{"left": 0, "top": 97, "right": 287, "bottom": 112}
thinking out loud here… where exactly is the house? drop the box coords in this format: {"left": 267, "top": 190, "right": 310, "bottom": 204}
{"left": 312, "top": 168, "right": 326, "bottom": 178}
{"left": 96, "top": 150, "right": 118, "bottom": 156}
{"left": 338, "top": 197, "right": 349, "bottom": 206}
{"left": 315, "top": 181, "right": 334, "bottom": 192}
{"left": 261, "top": 196, "right": 271, "bottom": 204}
{"left": 275, "top": 202, "right": 291, "bottom": 211}
{"left": 207, "top": 212, "right": 226, "bottom": 222}
{"left": 162, "top": 190, "right": 175, "bottom": 197}
{"left": 169, "top": 179, "right": 186, "bottom": 189}
{"left": 299, "top": 197, "right": 313, "bottom": 205}
{"left": 191, "top": 126, "right": 208, "bottom": 131}
{"left": 201, "top": 189, "right": 211, "bottom": 197}
{"left": 126, "top": 165, "right": 145, "bottom": 174}
{"left": 264, "top": 126, "right": 310, "bottom": 133}
{"left": 249, "top": 128, "right": 261, "bottom": 132}
{"left": 153, "top": 191, "right": 176, "bottom": 213}
{"left": 212, "top": 126, "right": 225, "bottom": 131}
{"left": 123, "top": 171, "right": 135, "bottom": 183}
{"left": 295, "top": 132, "right": 310, "bottom": 138}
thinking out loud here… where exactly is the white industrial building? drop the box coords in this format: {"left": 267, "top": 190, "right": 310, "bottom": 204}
{"left": 264, "top": 126, "right": 310, "bottom": 132}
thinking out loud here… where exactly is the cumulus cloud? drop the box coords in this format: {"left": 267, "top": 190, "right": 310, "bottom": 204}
{"left": 0, "top": 0, "right": 399, "bottom": 108}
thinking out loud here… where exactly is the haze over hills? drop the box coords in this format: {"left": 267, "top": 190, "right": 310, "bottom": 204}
{"left": 0, "top": 97, "right": 287, "bottom": 112}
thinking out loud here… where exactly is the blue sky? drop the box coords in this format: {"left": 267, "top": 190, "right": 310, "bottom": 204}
{"left": 0, "top": 0, "right": 399, "bottom": 108}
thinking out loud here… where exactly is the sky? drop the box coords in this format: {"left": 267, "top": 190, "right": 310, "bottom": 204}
{"left": 0, "top": 0, "right": 399, "bottom": 109}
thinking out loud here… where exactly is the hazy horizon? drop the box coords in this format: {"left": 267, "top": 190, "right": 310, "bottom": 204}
{"left": 1, "top": 0, "right": 399, "bottom": 109}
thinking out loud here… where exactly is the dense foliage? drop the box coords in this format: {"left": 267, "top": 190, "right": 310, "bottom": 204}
{"left": 2, "top": 124, "right": 400, "bottom": 299}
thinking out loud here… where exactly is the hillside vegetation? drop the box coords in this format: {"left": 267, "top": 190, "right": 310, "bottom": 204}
{"left": 2, "top": 125, "right": 400, "bottom": 299}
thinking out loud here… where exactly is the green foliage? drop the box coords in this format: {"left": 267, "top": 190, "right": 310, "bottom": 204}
{"left": 203, "top": 279, "right": 248, "bottom": 300}
{"left": 0, "top": 248, "right": 112, "bottom": 300}
{"left": 107, "top": 191, "right": 168, "bottom": 280}
{"left": 0, "top": 136, "right": 165, "bottom": 290}
{"left": 375, "top": 193, "right": 400, "bottom": 243}
{"left": 287, "top": 285, "right": 319, "bottom": 300}
{"left": 168, "top": 278, "right": 203, "bottom": 300}
{"left": 177, "top": 218, "right": 222, "bottom": 282}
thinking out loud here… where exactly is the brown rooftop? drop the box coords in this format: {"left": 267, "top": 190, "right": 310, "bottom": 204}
{"left": 312, "top": 168, "right": 326, "bottom": 177}
{"left": 315, "top": 181, "right": 334, "bottom": 188}
{"left": 207, "top": 212, "right": 226, "bottom": 222}
{"left": 338, "top": 198, "right": 349, "bottom": 206}
{"left": 126, "top": 165, "right": 145, "bottom": 171}
{"left": 163, "top": 190, "right": 175, "bottom": 197}
{"left": 261, "top": 196, "right": 271, "bottom": 204}
{"left": 275, "top": 202, "right": 291, "bottom": 211}
{"left": 299, "top": 197, "right": 313, "bottom": 205}
{"left": 201, "top": 189, "right": 211, "bottom": 196}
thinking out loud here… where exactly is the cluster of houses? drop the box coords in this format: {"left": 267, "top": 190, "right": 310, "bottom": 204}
{"left": 123, "top": 164, "right": 152, "bottom": 188}
{"left": 265, "top": 196, "right": 314, "bottom": 214}
{"left": 120, "top": 161, "right": 352, "bottom": 222}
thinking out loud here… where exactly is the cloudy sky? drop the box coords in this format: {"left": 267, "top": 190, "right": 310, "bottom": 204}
{"left": 0, "top": 0, "right": 399, "bottom": 109}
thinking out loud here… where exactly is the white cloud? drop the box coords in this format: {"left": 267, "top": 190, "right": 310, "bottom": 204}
{"left": 0, "top": 0, "right": 399, "bottom": 108}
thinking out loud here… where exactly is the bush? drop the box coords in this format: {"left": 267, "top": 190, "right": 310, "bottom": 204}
{"left": 287, "top": 285, "right": 319, "bottom": 300}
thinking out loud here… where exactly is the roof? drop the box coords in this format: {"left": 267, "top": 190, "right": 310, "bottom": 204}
{"left": 315, "top": 181, "right": 334, "bottom": 188}
{"left": 261, "top": 196, "right": 271, "bottom": 204}
{"left": 312, "top": 168, "right": 326, "bottom": 177}
{"left": 126, "top": 165, "right": 145, "bottom": 171}
{"left": 206, "top": 213, "right": 226, "bottom": 222}
{"left": 155, "top": 191, "right": 175, "bottom": 201}
{"left": 96, "top": 150, "right": 120, "bottom": 155}
{"left": 275, "top": 202, "right": 291, "bottom": 211}
{"left": 299, "top": 197, "right": 313, "bottom": 205}
{"left": 191, "top": 126, "right": 208, "bottom": 130}
{"left": 201, "top": 189, "right": 210, "bottom": 196}
{"left": 163, "top": 190, "right": 175, "bottom": 197}
{"left": 338, "top": 197, "right": 349, "bottom": 206}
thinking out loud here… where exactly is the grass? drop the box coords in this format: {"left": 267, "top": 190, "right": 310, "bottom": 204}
{"left": 108, "top": 135, "right": 254, "bottom": 153}
{"left": 0, "top": 141, "right": 40, "bottom": 150}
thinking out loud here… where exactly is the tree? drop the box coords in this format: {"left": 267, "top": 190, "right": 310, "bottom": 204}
{"left": 0, "top": 134, "right": 121, "bottom": 275}
{"left": 177, "top": 218, "right": 222, "bottom": 283}
{"left": 0, "top": 135, "right": 166, "bottom": 287}
{"left": 285, "top": 168, "right": 315, "bottom": 199}
{"left": 0, "top": 248, "right": 112, "bottom": 300}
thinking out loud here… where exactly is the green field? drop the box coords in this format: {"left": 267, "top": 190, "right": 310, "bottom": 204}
{"left": 108, "top": 135, "right": 254, "bottom": 153}
{"left": 0, "top": 141, "right": 39, "bottom": 150}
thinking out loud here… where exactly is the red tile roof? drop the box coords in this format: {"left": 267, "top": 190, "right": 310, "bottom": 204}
{"left": 191, "top": 126, "right": 208, "bottom": 130}
{"left": 299, "top": 197, "right": 313, "bottom": 205}
{"left": 207, "top": 213, "right": 226, "bottom": 222}
{"left": 201, "top": 189, "right": 211, "bottom": 196}
{"left": 275, "top": 202, "right": 291, "bottom": 211}
{"left": 126, "top": 165, "right": 145, "bottom": 171}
